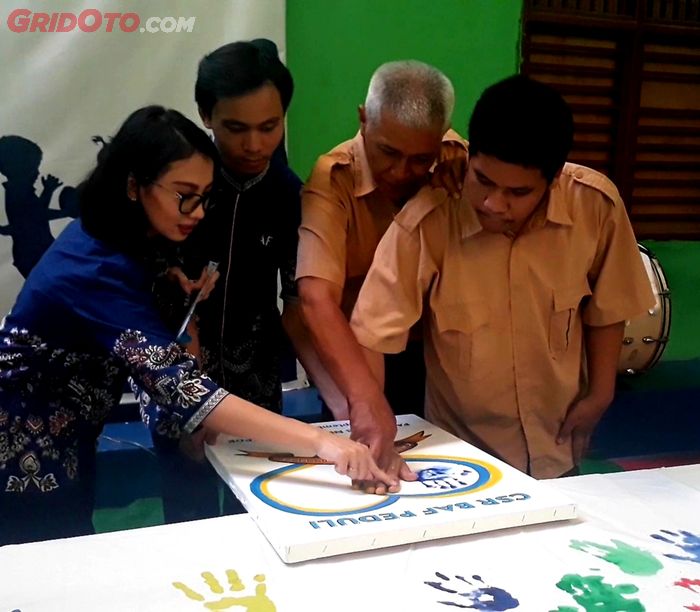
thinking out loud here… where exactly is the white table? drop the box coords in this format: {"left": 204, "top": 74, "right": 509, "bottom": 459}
{"left": 2, "top": 466, "right": 699, "bottom": 611}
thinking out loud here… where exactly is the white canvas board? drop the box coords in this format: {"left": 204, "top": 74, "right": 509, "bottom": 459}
{"left": 206, "top": 415, "right": 577, "bottom": 563}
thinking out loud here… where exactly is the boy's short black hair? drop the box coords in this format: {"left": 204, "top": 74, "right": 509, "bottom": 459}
{"left": 468, "top": 75, "right": 574, "bottom": 182}
{"left": 195, "top": 39, "right": 293, "bottom": 118}
{"left": 80, "top": 105, "right": 219, "bottom": 253}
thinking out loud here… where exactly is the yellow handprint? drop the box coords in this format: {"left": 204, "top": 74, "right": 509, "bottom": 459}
{"left": 173, "top": 569, "right": 276, "bottom": 611}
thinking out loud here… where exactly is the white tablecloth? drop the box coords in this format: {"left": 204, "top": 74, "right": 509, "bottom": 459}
{"left": 2, "top": 465, "right": 699, "bottom": 611}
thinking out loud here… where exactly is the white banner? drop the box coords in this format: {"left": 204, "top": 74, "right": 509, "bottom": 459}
{"left": 0, "top": 0, "right": 285, "bottom": 315}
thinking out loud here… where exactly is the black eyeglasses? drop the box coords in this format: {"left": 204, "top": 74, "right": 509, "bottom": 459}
{"left": 151, "top": 182, "right": 215, "bottom": 215}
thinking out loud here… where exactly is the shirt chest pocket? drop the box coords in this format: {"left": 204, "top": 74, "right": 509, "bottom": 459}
{"left": 549, "top": 283, "right": 592, "bottom": 355}
{"left": 433, "top": 300, "right": 490, "bottom": 381}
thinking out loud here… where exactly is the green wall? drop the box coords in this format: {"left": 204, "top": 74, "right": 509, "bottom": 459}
{"left": 284, "top": 4, "right": 700, "bottom": 369}
{"left": 286, "top": 0, "right": 523, "bottom": 179}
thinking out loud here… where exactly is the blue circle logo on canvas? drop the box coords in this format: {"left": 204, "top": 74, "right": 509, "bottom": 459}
{"left": 250, "top": 455, "right": 502, "bottom": 516}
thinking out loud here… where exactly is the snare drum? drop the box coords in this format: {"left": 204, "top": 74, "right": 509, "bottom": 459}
{"left": 618, "top": 244, "right": 671, "bottom": 374}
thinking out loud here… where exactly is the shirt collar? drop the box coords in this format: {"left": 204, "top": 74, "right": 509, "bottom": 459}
{"left": 457, "top": 176, "right": 572, "bottom": 241}
{"left": 542, "top": 181, "right": 573, "bottom": 227}
{"left": 514, "top": 181, "right": 574, "bottom": 234}
{"left": 458, "top": 194, "right": 483, "bottom": 240}
{"left": 350, "top": 132, "right": 378, "bottom": 198}
{"left": 221, "top": 164, "right": 269, "bottom": 192}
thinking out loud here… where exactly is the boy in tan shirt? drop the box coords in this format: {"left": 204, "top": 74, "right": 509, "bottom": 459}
{"left": 351, "top": 75, "right": 654, "bottom": 478}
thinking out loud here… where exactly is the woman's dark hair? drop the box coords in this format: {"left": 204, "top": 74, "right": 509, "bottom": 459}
{"left": 80, "top": 106, "right": 218, "bottom": 253}
{"left": 195, "top": 39, "right": 294, "bottom": 118}
{"left": 468, "top": 75, "right": 574, "bottom": 183}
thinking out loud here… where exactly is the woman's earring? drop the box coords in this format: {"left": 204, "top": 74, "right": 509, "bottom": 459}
{"left": 126, "top": 174, "right": 139, "bottom": 202}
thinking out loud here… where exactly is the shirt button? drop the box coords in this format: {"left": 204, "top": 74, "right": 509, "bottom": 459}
{"left": 574, "top": 169, "right": 584, "bottom": 179}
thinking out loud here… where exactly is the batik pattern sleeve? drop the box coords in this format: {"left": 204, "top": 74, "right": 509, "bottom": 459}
{"left": 115, "top": 331, "right": 228, "bottom": 440}
{"left": 52, "top": 251, "right": 230, "bottom": 441}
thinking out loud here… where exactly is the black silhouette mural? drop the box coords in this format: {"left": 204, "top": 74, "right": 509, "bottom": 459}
{"left": 0, "top": 135, "right": 71, "bottom": 277}
{"left": 0, "top": 135, "right": 108, "bottom": 278}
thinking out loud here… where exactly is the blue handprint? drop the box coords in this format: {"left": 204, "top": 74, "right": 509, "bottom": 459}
{"left": 651, "top": 529, "right": 700, "bottom": 564}
{"left": 425, "top": 572, "right": 519, "bottom": 610}
{"left": 417, "top": 467, "right": 475, "bottom": 490}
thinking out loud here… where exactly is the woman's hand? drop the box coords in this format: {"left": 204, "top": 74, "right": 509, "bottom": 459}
{"left": 313, "top": 430, "right": 398, "bottom": 487}
{"left": 166, "top": 265, "right": 220, "bottom": 300}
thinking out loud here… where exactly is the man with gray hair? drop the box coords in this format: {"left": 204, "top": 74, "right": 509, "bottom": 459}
{"left": 296, "top": 60, "right": 467, "bottom": 493}
{"left": 364, "top": 60, "right": 454, "bottom": 134}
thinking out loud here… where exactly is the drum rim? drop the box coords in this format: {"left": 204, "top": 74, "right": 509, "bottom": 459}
{"left": 644, "top": 244, "right": 672, "bottom": 371}
{"left": 621, "top": 243, "right": 672, "bottom": 374}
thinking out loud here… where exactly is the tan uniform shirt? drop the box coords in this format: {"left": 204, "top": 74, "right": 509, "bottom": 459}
{"left": 296, "top": 131, "right": 467, "bottom": 318}
{"left": 351, "top": 163, "right": 655, "bottom": 478}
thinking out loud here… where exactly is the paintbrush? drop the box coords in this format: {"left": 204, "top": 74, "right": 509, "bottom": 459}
{"left": 175, "top": 260, "right": 218, "bottom": 343}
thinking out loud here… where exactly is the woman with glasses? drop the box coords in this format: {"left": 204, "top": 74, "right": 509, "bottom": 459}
{"left": 0, "top": 106, "right": 394, "bottom": 545}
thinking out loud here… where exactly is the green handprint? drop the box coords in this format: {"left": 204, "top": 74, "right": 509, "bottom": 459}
{"left": 550, "top": 573, "right": 645, "bottom": 612}
{"left": 570, "top": 539, "right": 663, "bottom": 576}
{"left": 173, "top": 569, "right": 276, "bottom": 611}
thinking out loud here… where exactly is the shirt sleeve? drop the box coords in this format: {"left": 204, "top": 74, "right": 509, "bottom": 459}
{"left": 296, "top": 156, "right": 351, "bottom": 289}
{"left": 583, "top": 196, "right": 656, "bottom": 326}
{"left": 350, "top": 220, "right": 428, "bottom": 354}
{"left": 116, "top": 331, "right": 228, "bottom": 440}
